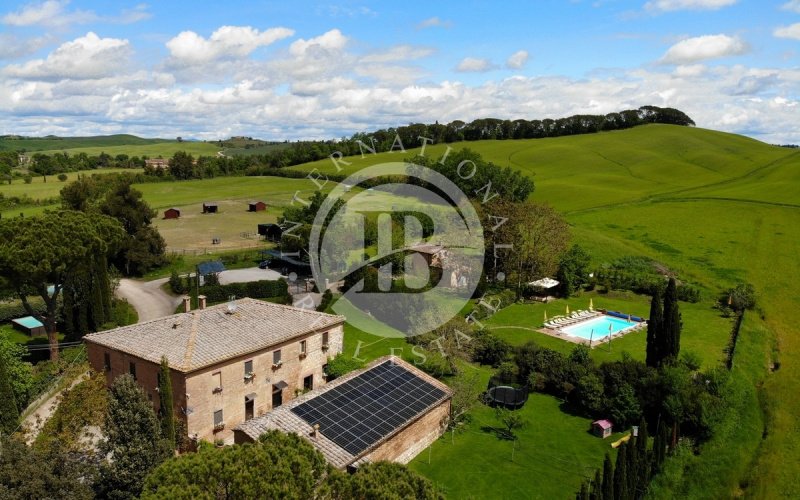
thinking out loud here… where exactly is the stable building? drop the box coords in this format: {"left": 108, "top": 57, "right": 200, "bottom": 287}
{"left": 235, "top": 356, "right": 452, "bottom": 469}
{"left": 248, "top": 201, "right": 267, "bottom": 212}
{"left": 202, "top": 202, "right": 219, "bottom": 214}
{"left": 85, "top": 297, "right": 345, "bottom": 443}
{"left": 257, "top": 223, "right": 283, "bottom": 242}
{"left": 163, "top": 207, "right": 181, "bottom": 219}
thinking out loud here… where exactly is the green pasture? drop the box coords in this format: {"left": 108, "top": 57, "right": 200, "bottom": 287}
{"left": 36, "top": 141, "right": 220, "bottom": 158}
{"left": 0, "top": 167, "right": 142, "bottom": 202}
{"left": 0, "top": 134, "right": 169, "bottom": 152}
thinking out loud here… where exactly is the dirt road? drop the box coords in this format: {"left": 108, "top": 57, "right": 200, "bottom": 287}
{"left": 116, "top": 278, "right": 182, "bottom": 322}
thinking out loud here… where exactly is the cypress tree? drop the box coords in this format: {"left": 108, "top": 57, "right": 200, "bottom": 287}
{"left": 636, "top": 417, "right": 650, "bottom": 487}
{"left": 614, "top": 443, "right": 628, "bottom": 500}
{"left": 0, "top": 355, "right": 19, "bottom": 434}
{"left": 602, "top": 453, "right": 614, "bottom": 500}
{"left": 626, "top": 435, "right": 637, "bottom": 497}
{"left": 591, "top": 469, "right": 602, "bottom": 500}
{"left": 661, "top": 278, "right": 681, "bottom": 362}
{"left": 578, "top": 481, "right": 590, "bottom": 500}
{"left": 158, "top": 356, "right": 176, "bottom": 451}
{"left": 653, "top": 420, "right": 668, "bottom": 471}
{"left": 645, "top": 288, "right": 662, "bottom": 367}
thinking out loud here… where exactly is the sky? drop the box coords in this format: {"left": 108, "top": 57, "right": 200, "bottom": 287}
{"left": 0, "top": 0, "right": 798, "bottom": 143}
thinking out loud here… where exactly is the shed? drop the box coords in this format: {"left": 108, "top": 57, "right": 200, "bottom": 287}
{"left": 164, "top": 207, "right": 181, "bottom": 219}
{"left": 12, "top": 316, "right": 46, "bottom": 336}
{"left": 197, "top": 260, "right": 226, "bottom": 276}
{"left": 202, "top": 202, "right": 219, "bottom": 214}
{"left": 248, "top": 201, "right": 267, "bottom": 212}
{"left": 592, "top": 419, "right": 613, "bottom": 439}
{"left": 258, "top": 223, "right": 283, "bottom": 241}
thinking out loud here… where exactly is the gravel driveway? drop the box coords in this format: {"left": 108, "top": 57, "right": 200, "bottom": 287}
{"left": 116, "top": 277, "right": 182, "bottom": 322}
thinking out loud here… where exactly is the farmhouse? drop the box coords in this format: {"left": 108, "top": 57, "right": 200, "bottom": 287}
{"left": 163, "top": 207, "right": 180, "bottom": 219}
{"left": 202, "top": 202, "right": 219, "bottom": 214}
{"left": 248, "top": 201, "right": 267, "bottom": 212}
{"left": 145, "top": 158, "right": 169, "bottom": 169}
{"left": 234, "top": 356, "right": 452, "bottom": 469}
{"left": 85, "top": 297, "right": 345, "bottom": 443}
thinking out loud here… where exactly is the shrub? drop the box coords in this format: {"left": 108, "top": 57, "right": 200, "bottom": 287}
{"left": 201, "top": 279, "right": 289, "bottom": 303}
{"left": 472, "top": 329, "right": 511, "bottom": 367}
{"left": 23, "top": 175, "right": 32, "bottom": 184}
{"left": 325, "top": 354, "right": 363, "bottom": 380}
{"left": 57, "top": 173, "right": 68, "bottom": 182}
{"left": 168, "top": 270, "right": 185, "bottom": 294}
{"left": 317, "top": 289, "right": 333, "bottom": 312}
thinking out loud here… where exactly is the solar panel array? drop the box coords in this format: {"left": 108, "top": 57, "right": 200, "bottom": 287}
{"left": 291, "top": 361, "right": 447, "bottom": 456}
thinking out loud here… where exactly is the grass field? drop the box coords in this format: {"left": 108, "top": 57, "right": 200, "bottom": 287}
{"left": 36, "top": 141, "right": 220, "bottom": 158}
{"left": 0, "top": 167, "right": 141, "bottom": 201}
{"left": 0, "top": 134, "right": 170, "bottom": 152}
{"left": 286, "top": 124, "right": 799, "bottom": 498}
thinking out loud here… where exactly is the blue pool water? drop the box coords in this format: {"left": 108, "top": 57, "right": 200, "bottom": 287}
{"left": 561, "top": 315, "right": 637, "bottom": 340}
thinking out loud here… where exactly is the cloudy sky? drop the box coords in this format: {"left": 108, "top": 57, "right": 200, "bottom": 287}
{"left": 1, "top": 0, "right": 798, "bottom": 143}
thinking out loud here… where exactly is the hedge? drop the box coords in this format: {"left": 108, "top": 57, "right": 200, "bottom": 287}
{"left": 201, "top": 280, "right": 290, "bottom": 304}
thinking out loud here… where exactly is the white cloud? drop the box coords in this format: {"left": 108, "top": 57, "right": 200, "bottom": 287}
{"left": 456, "top": 57, "right": 495, "bottom": 73}
{"left": 673, "top": 64, "right": 707, "bottom": 77}
{"left": 645, "top": 0, "right": 737, "bottom": 12}
{"left": 0, "top": 34, "right": 54, "bottom": 60}
{"left": 1, "top": 0, "right": 150, "bottom": 27}
{"left": 289, "top": 29, "right": 348, "bottom": 56}
{"left": 3, "top": 32, "right": 131, "bottom": 80}
{"left": 506, "top": 50, "right": 529, "bottom": 69}
{"left": 416, "top": 16, "right": 451, "bottom": 30}
{"left": 774, "top": 23, "right": 800, "bottom": 40}
{"left": 360, "top": 45, "right": 434, "bottom": 64}
{"left": 661, "top": 34, "right": 748, "bottom": 64}
{"left": 166, "top": 26, "right": 294, "bottom": 64}
{"left": 781, "top": 1, "right": 800, "bottom": 13}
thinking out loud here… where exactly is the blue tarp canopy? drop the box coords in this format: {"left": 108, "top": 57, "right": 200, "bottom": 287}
{"left": 197, "top": 260, "right": 226, "bottom": 275}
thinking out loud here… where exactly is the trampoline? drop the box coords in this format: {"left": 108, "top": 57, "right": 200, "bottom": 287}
{"left": 485, "top": 382, "right": 529, "bottom": 410}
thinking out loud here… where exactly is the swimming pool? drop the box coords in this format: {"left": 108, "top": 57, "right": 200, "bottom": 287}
{"left": 561, "top": 315, "right": 638, "bottom": 340}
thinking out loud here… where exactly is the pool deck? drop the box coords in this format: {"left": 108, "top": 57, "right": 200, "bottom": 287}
{"left": 537, "top": 314, "right": 647, "bottom": 347}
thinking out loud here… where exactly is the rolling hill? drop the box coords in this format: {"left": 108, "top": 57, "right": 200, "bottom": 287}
{"left": 0, "top": 134, "right": 220, "bottom": 157}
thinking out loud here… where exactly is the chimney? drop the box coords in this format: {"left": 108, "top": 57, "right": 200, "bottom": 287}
{"left": 310, "top": 423, "right": 320, "bottom": 439}
{"left": 198, "top": 295, "right": 207, "bottom": 310}
{"left": 182, "top": 296, "right": 191, "bottom": 313}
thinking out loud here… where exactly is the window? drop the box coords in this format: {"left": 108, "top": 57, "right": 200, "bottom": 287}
{"left": 322, "top": 331, "right": 329, "bottom": 348}
{"left": 129, "top": 362, "right": 136, "bottom": 380}
{"left": 103, "top": 352, "right": 111, "bottom": 371}
{"left": 273, "top": 350, "right": 282, "bottom": 366}
{"left": 212, "top": 372, "right": 222, "bottom": 392}
{"left": 213, "top": 409, "right": 223, "bottom": 428}
{"left": 244, "top": 360, "right": 253, "bottom": 377}
{"left": 300, "top": 340, "right": 307, "bottom": 356}
{"left": 303, "top": 374, "right": 313, "bottom": 391}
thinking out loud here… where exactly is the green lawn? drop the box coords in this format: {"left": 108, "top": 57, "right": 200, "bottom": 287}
{"left": 410, "top": 368, "right": 623, "bottom": 499}
{"left": 0, "top": 167, "right": 142, "bottom": 203}
{"left": 482, "top": 291, "right": 732, "bottom": 368}
{"left": 35, "top": 141, "right": 220, "bottom": 158}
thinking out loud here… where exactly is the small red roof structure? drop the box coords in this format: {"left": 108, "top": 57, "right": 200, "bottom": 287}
{"left": 164, "top": 207, "right": 180, "bottom": 219}
{"left": 248, "top": 201, "right": 267, "bottom": 212}
{"left": 592, "top": 419, "right": 613, "bottom": 438}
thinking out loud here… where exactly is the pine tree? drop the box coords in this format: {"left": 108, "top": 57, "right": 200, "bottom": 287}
{"left": 0, "top": 355, "right": 19, "bottom": 434}
{"left": 661, "top": 278, "right": 681, "bottom": 363}
{"left": 645, "top": 288, "right": 662, "bottom": 368}
{"left": 158, "top": 356, "right": 176, "bottom": 451}
{"left": 614, "top": 444, "right": 628, "bottom": 500}
{"left": 602, "top": 453, "right": 614, "bottom": 500}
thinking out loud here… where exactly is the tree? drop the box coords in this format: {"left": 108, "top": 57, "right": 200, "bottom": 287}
{"left": 495, "top": 407, "right": 524, "bottom": 439}
{"left": 661, "top": 278, "right": 681, "bottom": 363}
{"left": 557, "top": 244, "right": 591, "bottom": 297}
{"left": 727, "top": 283, "right": 756, "bottom": 311}
{"left": 635, "top": 417, "right": 650, "bottom": 490}
{"left": 0, "top": 436, "right": 95, "bottom": 499}
{"left": 0, "top": 334, "right": 34, "bottom": 411}
{"left": 57, "top": 173, "right": 68, "bottom": 182}
{"left": 602, "top": 453, "right": 614, "bottom": 500}
{"left": 614, "top": 443, "right": 629, "bottom": 500}
{"left": 142, "top": 430, "right": 331, "bottom": 499}
{"left": 645, "top": 288, "right": 663, "bottom": 368}
{"left": 158, "top": 356, "right": 176, "bottom": 451}
{"left": 609, "top": 384, "right": 641, "bottom": 429}
{"left": 592, "top": 468, "right": 603, "bottom": 500}
{"left": 448, "top": 371, "right": 482, "bottom": 430}
{"left": 0, "top": 354, "right": 19, "bottom": 434}
{"left": 335, "top": 461, "right": 443, "bottom": 500}
{"left": 97, "top": 375, "right": 170, "bottom": 499}
{"left": 0, "top": 211, "right": 125, "bottom": 360}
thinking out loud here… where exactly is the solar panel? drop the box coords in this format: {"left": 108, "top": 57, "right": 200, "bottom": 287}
{"left": 291, "top": 360, "right": 447, "bottom": 456}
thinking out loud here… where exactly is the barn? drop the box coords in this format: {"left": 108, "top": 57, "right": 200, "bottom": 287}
{"left": 163, "top": 208, "right": 181, "bottom": 219}
{"left": 202, "top": 202, "right": 218, "bottom": 214}
{"left": 12, "top": 316, "right": 46, "bottom": 336}
{"left": 234, "top": 356, "right": 452, "bottom": 470}
{"left": 257, "top": 223, "right": 283, "bottom": 241}
{"left": 248, "top": 201, "right": 267, "bottom": 212}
